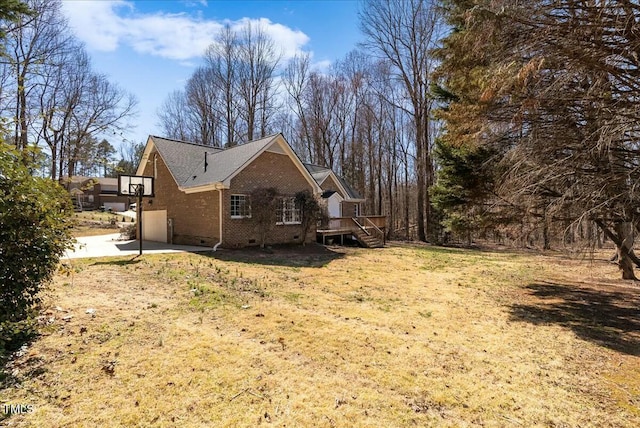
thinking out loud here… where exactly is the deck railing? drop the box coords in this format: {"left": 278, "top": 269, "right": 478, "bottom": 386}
{"left": 361, "top": 215, "right": 386, "bottom": 228}
{"left": 363, "top": 217, "right": 385, "bottom": 244}
{"left": 320, "top": 215, "right": 386, "bottom": 232}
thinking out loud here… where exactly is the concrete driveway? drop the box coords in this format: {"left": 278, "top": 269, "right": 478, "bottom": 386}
{"left": 65, "top": 233, "right": 215, "bottom": 259}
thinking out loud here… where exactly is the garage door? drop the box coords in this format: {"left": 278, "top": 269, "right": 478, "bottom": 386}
{"left": 142, "top": 210, "right": 167, "bottom": 243}
{"left": 103, "top": 202, "right": 125, "bottom": 212}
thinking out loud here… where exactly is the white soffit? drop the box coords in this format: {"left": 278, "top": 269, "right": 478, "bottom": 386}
{"left": 265, "top": 143, "right": 286, "bottom": 155}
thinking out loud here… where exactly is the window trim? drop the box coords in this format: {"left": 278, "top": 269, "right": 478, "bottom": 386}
{"left": 275, "top": 196, "right": 301, "bottom": 225}
{"left": 230, "top": 194, "right": 251, "bottom": 219}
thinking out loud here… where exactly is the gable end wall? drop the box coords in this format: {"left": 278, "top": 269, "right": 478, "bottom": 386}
{"left": 319, "top": 174, "right": 361, "bottom": 217}
{"left": 223, "top": 150, "right": 315, "bottom": 247}
{"left": 320, "top": 174, "right": 345, "bottom": 199}
{"left": 141, "top": 148, "right": 220, "bottom": 246}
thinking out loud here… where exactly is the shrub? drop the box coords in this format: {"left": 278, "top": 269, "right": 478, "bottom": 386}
{"left": 294, "top": 190, "right": 321, "bottom": 245}
{"left": 250, "top": 187, "right": 278, "bottom": 248}
{"left": 120, "top": 223, "right": 137, "bottom": 240}
{"left": 0, "top": 143, "right": 74, "bottom": 353}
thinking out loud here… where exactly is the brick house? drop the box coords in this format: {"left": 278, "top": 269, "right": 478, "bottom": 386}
{"left": 135, "top": 133, "right": 323, "bottom": 248}
{"left": 63, "top": 176, "right": 131, "bottom": 211}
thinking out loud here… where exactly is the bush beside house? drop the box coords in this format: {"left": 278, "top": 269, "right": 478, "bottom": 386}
{"left": 0, "top": 143, "right": 74, "bottom": 354}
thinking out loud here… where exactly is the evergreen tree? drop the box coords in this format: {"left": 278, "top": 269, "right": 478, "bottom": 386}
{"left": 435, "top": 0, "right": 640, "bottom": 278}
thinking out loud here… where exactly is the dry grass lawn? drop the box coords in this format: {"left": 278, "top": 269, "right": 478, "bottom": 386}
{"left": 71, "top": 211, "right": 134, "bottom": 237}
{"left": 1, "top": 243, "right": 639, "bottom": 427}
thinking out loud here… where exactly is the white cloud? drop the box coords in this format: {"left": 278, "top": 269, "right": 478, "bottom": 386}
{"left": 61, "top": 1, "right": 310, "bottom": 62}
{"left": 123, "top": 13, "right": 222, "bottom": 60}
{"left": 228, "top": 17, "right": 309, "bottom": 61}
{"left": 311, "top": 59, "right": 333, "bottom": 73}
{"left": 61, "top": 1, "right": 131, "bottom": 51}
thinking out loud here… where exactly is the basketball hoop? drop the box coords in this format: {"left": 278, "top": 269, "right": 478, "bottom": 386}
{"left": 118, "top": 175, "right": 155, "bottom": 255}
{"left": 129, "top": 183, "right": 145, "bottom": 197}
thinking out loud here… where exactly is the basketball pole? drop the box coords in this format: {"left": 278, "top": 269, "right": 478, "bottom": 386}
{"left": 137, "top": 186, "right": 143, "bottom": 256}
{"left": 119, "top": 175, "right": 153, "bottom": 257}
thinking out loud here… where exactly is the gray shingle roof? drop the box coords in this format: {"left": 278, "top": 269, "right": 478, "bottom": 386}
{"left": 147, "top": 134, "right": 357, "bottom": 198}
{"left": 303, "top": 163, "right": 363, "bottom": 200}
{"left": 185, "top": 134, "right": 279, "bottom": 188}
{"left": 150, "top": 134, "right": 282, "bottom": 189}
{"left": 304, "top": 163, "right": 333, "bottom": 185}
{"left": 150, "top": 136, "right": 223, "bottom": 185}
{"left": 336, "top": 175, "right": 363, "bottom": 200}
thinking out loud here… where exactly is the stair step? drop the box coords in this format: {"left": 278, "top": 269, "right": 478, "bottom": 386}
{"left": 349, "top": 227, "right": 384, "bottom": 248}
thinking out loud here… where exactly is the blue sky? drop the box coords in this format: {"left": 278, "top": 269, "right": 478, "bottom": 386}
{"left": 60, "top": 0, "right": 363, "bottom": 149}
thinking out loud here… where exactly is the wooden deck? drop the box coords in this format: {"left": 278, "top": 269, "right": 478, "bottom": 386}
{"left": 316, "top": 216, "right": 386, "bottom": 247}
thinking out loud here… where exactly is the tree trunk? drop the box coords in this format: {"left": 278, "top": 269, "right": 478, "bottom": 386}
{"left": 615, "top": 222, "right": 637, "bottom": 280}
{"left": 596, "top": 220, "right": 637, "bottom": 280}
{"left": 416, "top": 120, "right": 427, "bottom": 242}
{"left": 542, "top": 214, "right": 550, "bottom": 250}
{"left": 403, "top": 153, "right": 410, "bottom": 239}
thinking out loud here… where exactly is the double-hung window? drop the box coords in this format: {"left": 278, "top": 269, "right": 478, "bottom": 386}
{"left": 276, "top": 197, "right": 301, "bottom": 225}
{"left": 230, "top": 194, "right": 251, "bottom": 218}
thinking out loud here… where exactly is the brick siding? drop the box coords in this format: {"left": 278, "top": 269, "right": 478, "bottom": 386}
{"left": 141, "top": 147, "right": 314, "bottom": 248}
{"left": 223, "top": 150, "right": 315, "bottom": 247}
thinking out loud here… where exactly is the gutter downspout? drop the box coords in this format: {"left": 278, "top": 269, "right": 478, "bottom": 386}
{"left": 213, "top": 187, "right": 223, "bottom": 251}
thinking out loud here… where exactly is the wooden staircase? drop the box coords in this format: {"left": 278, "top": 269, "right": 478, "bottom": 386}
{"left": 351, "top": 219, "right": 384, "bottom": 248}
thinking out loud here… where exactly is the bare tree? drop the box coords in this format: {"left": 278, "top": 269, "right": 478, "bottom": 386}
{"left": 1, "top": 0, "right": 74, "bottom": 151}
{"left": 158, "top": 90, "right": 192, "bottom": 142}
{"left": 35, "top": 44, "right": 87, "bottom": 179}
{"left": 185, "top": 66, "right": 221, "bottom": 146}
{"left": 283, "top": 53, "right": 313, "bottom": 159}
{"left": 236, "top": 21, "right": 281, "bottom": 141}
{"left": 112, "top": 139, "right": 145, "bottom": 176}
{"left": 164, "top": 21, "right": 282, "bottom": 147}
{"left": 205, "top": 24, "right": 240, "bottom": 146}
{"left": 65, "top": 73, "right": 137, "bottom": 178}
{"left": 360, "top": 0, "right": 441, "bottom": 241}
{"left": 0, "top": 0, "right": 136, "bottom": 179}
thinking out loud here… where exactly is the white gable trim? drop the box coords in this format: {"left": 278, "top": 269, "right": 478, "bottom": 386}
{"left": 136, "top": 136, "right": 188, "bottom": 190}
{"left": 321, "top": 170, "right": 364, "bottom": 202}
{"left": 135, "top": 136, "right": 156, "bottom": 177}
{"left": 141, "top": 134, "right": 322, "bottom": 196}
{"left": 324, "top": 172, "right": 349, "bottom": 199}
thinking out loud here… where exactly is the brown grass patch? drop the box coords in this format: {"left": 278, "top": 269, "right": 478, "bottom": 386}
{"left": 71, "top": 211, "right": 134, "bottom": 237}
{"left": 1, "top": 243, "right": 639, "bottom": 426}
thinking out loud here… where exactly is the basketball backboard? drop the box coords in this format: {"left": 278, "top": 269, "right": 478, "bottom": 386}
{"left": 118, "top": 175, "right": 154, "bottom": 197}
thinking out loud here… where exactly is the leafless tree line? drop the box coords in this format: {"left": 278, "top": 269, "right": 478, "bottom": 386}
{"left": 0, "top": 0, "right": 137, "bottom": 180}
{"left": 158, "top": 22, "right": 281, "bottom": 147}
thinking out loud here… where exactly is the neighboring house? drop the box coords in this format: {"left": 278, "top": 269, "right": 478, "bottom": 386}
{"left": 135, "top": 133, "right": 322, "bottom": 248}
{"left": 62, "top": 176, "right": 131, "bottom": 211}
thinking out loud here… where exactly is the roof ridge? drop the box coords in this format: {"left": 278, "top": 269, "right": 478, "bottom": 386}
{"left": 178, "top": 133, "right": 281, "bottom": 188}
{"left": 151, "top": 135, "right": 222, "bottom": 149}
{"left": 152, "top": 133, "right": 282, "bottom": 152}
{"left": 217, "top": 133, "right": 281, "bottom": 152}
